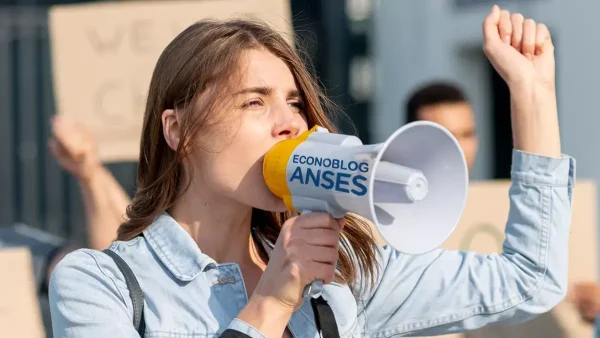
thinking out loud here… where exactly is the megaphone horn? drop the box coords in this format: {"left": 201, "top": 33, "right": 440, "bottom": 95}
{"left": 263, "top": 121, "right": 469, "bottom": 297}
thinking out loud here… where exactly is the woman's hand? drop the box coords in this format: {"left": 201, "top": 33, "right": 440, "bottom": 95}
{"left": 482, "top": 5, "right": 561, "bottom": 158}
{"left": 256, "top": 212, "right": 344, "bottom": 309}
{"left": 237, "top": 212, "right": 344, "bottom": 336}
{"left": 49, "top": 116, "right": 102, "bottom": 183}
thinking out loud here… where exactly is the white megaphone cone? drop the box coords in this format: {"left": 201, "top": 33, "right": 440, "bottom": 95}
{"left": 262, "top": 121, "right": 469, "bottom": 298}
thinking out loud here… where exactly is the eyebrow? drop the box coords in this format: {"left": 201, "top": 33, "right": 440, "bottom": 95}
{"left": 234, "top": 86, "right": 300, "bottom": 98}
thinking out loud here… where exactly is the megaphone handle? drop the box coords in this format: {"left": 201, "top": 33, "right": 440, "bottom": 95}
{"left": 300, "top": 210, "right": 325, "bottom": 299}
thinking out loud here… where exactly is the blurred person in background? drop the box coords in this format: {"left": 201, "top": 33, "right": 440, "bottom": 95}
{"left": 48, "top": 115, "right": 131, "bottom": 252}
{"left": 43, "top": 115, "right": 133, "bottom": 282}
{"left": 405, "top": 82, "right": 478, "bottom": 174}
{"left": 48, "top": 6, "right": 575, "bottom": 338}
{"left": 0, "top": 115, "right": 132, "bottom": 336}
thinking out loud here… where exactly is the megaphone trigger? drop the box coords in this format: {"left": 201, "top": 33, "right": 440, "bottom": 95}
{"left": 263, "top": 121, "right": 468, "bottom": 294}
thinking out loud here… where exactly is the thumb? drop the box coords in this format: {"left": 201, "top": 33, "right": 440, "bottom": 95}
{"left": 482, "top": 5, "right": 502, "bottom": 45}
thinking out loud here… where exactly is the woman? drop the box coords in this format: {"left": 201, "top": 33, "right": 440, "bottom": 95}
{"left": 49, "top": 5, "right": 575, "bottom": 338}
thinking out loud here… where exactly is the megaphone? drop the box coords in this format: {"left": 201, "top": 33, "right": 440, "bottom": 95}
{"left": 262, "top": 121, "right": 469, "bottom": 297}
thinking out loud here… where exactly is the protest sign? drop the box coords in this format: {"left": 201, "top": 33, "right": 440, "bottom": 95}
{"left": 0, "top": 247, "right": 44, "bottom": 338}
{"left": 49, "top": 0, "right": 292, "bottom": 161}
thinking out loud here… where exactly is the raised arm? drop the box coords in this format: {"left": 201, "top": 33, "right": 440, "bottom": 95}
{"left": 49, "top": 116, "right": 130, "bottom": 250}
{"left": 79, "top": 166, "right": 128, "bottom": 249}
{"left": 102, "top": 165, "right": 133, "bottom": 224}
{"left": 355, "top": 6, "right": 574, "bottom": 336}
{"left": 357, "top": 150, "right": 573, "bottom": 336}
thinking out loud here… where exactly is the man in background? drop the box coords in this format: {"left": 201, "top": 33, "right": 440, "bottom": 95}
{"left": 405, "top": 81, "right": 478, "bottom": 174}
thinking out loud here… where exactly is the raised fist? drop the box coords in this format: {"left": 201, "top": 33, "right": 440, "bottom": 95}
{"left": 483, "top": 5, "right": 555, "bottom": 91}
{"left": 49, "top": 116, "right": 100, "bottom": 182}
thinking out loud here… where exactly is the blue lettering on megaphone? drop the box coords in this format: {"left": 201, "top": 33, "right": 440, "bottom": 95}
{"left": 290, "top": 155, "right": 369, "bottom": 196}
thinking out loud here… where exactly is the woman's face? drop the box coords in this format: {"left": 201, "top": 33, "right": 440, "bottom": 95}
{"left": 190, "top": 48, "right": 309, "bottom": 212}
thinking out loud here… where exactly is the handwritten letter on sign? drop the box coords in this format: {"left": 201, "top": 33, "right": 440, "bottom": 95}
{"left": 48, "top": 0, "right": 292, "bottom": 162}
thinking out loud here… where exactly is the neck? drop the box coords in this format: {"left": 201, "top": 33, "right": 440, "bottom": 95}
{"left": 170, "top": 180, "right": 259, "bottom": 265}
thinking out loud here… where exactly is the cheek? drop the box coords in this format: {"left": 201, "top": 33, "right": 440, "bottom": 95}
{"left": 200, "top": 138, "right": 264, "bottom": 190}
{"left": 192, "top": 126, "right": 287, "bottom": 211}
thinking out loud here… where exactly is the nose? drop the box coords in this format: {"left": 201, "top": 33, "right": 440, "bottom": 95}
{"left": 272, "top": 110, "right": 302, "bottom": 140}
{"left": 272, "top": 119, "right": 301, "bottom": 139}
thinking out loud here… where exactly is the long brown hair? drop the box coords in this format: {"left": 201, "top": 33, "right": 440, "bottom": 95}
{"left": 118, "top": 19, "right": 380, "bottom": 290}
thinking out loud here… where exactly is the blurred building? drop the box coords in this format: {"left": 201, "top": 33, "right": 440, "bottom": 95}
{"left": 372, "top": 0, "right": 596, "bottom": 185}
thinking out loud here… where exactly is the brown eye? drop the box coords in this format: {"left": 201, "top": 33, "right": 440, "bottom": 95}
{"left": 243, "top": 99, "right": 263, "bottom": 108}
{"left": 289, "top": 101, "right": 304, "bottom": 112}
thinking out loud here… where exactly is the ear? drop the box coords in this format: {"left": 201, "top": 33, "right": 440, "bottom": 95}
{"left": 161, "top": 109, "right": 180, "bottom": 151}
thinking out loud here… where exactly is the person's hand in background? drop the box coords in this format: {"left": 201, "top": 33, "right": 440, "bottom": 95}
{"left": 49, "top": 116, "right": 101, "bottom": 183}
{"left": 571, "top": 282, "right": 600, "bottom": 323}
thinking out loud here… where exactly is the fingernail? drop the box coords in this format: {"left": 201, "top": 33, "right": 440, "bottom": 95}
{"left": 503, "top": 35, "right": 511, "bottom": 44}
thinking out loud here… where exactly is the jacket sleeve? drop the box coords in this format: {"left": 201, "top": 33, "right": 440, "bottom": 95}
{"left": 355, "top": 150, "right": 575, "bottom": 337}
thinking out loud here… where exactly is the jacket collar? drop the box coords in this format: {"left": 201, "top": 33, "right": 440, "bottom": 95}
{"left": 143, "top": 212, "right": 217, "bottom": 281}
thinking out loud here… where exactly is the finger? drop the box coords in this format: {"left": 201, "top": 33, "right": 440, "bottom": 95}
{"left": 337, "top": 217, "right": 346, "bottom": 231}
{"left": 482, "top": 5, "right": 502, "bottom": 45}
{"left": 308, "top": 245, "right": 338, "bottom": 265}
{"left": 297, "top": 212, "right": 340, "bottom": 231}
{"left": 51, "top": 118, "right": 79, "bottom": 155}
{"left": 498, "top": 10, "right": 512, "bottom": 44}
{"left": 48, "top": 139, "right": 69, "bottom": 165}
{"left": 510, "top": 13, "right": 524, "bottom": 51}
{"left": 535, "top": 23, "right": 549, "bottom": 56}
{"left": 521, "top": 18, "right": 537, "bottom": 59}
{"left": 305, "top": 261, "right": 336, "bottom": 284}
{"left": 50, "top": 138, "right": 73, "bottom": 159}
{"left": 305, "top": 229, "right": 340, "bottom": 247}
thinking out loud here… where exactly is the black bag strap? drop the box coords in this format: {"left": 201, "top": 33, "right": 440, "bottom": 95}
{"left": 102, "top": 249, "right": 146, "bottom": 337}
{"left": 310, "top": 296, "right": 341, "bottom": 338}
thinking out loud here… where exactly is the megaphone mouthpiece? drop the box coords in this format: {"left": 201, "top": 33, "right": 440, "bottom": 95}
{"left": 374, "top": 161, "right": 429, "bottom": 202}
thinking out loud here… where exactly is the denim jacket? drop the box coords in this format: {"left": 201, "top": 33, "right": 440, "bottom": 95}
{"left": 49, "top": 150, "right": 576, "bottom": 338}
